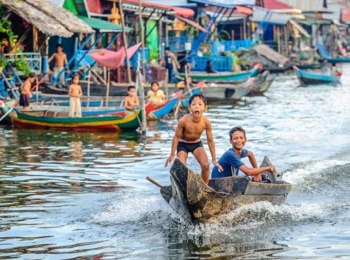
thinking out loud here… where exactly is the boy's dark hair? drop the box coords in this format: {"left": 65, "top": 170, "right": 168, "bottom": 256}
{"left": 127, "top": 85, "right": 136, "bottom": 91}
{"left": 72, "top": 73, "right": 80, "bottom": 79}
{"left": 229, "top": 126, "right": 246, "bottom": 139}
{"left": 189, "top": 94, "right": 206, "bottom": 105}
{"left": 28, "top": 72, "right": 36, "bottom": 78}
{"left": 56, "top": 44, "right": 63, "bottom": 49}
{"left": 151, "top": 81, "right": 159, "bottom": 87}
{"left": 165, "top": 47, "right": 170, "bottom": 51}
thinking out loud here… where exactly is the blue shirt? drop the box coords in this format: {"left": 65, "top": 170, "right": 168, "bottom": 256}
{"left": 211, "top": 148, "right": 248, "bottom": 178}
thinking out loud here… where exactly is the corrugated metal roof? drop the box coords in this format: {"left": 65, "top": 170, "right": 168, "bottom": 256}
{"left": 277, "top": 0, "right": 328, "bottom": 12}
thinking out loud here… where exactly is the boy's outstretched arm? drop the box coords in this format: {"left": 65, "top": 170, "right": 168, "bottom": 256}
{"left": 165, "top": 119, "right": 185, "bottom": 167}
{"left": 247, "top": 151, "right": 258, "bottom": 168}
{"left": 205, "top": 119, "right": 223, "bottom": 172}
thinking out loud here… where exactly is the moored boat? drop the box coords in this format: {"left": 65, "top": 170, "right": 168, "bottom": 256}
{"left": 201, "top": 79, "right": 251, "bottom": 102}
{"left": 293, "top": 66, "right": 340, "bottom": 86}
{"left": 0, "top": 104, "right": 141, "bottom": 132}
{"left": 155, "top": 157, "right": 291, "bottom": 223}
{"left": 177, "top": 65, "right": 261, "bottom": 83}
{"left": 146, "top": 90, "right": 182, "bottom": 119}
{"left": 247, "top": 71, "right": 275, "bottom": 96}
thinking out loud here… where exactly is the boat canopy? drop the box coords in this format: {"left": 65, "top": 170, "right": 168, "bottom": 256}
{"left": 78, "top": 16, "right": 131, "bottom": 32}
{"left": 107, "top": 0, "right": 194, "bottom": 18}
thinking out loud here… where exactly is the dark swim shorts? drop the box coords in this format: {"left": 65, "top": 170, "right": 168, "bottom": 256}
{"left": 19, "top": 94, "right": 29, "bottom": 107}
{"left": 177, "top": 141, "right": 203, "bottom": 154}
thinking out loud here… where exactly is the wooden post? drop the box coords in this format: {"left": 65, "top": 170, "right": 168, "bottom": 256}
{"left": 138, "top": 70, "right": 147, "bottom": 133}
{"left": 118, "top": 0, "right": 132, "bottom": 83}
{"left": 33, "top": 26, "right": 38, "bottom": 52}
{"left": 106, "top": 69, "right": 110, "bottom": 107}
{"left": 139, "top": 0, "right": 146, "bottom": 79}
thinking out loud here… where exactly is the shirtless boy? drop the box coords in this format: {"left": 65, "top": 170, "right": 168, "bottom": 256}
{"left": 68, "top": 74, "right": 82, "bottom": 117}
{"left": 211, "top": 127, "right": 276, "bottom": 182}
{"left": 19, "top": 73, "right": 36, "bottom": 111}
{"left": 165, "top": 94, "right": 222, "bottom": 185}
{"left": 124, "top": 86, "right": 140, "bottom": 112}
{"left": 48, "top": 44, "right": 69, "bottom": 88}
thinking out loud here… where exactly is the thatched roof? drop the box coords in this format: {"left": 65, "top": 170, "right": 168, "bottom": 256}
{"left": 1, "top": 0, "right": 94, "bottom": 37}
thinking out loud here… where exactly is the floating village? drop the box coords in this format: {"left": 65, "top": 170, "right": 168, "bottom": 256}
{"left": 1, "top": 1, "right": 350, "bottom": 258}
{"left": 1, "top": 0, "right": 350, "bottom": 132}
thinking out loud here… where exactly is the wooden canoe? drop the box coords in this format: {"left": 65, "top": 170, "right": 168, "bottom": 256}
{"left": 201, "top": 80, "right": 251, "bottom": 102}
{"left": 177, "top": 66, "right": 260, "bottom": 83}
{"left": 159, "top": 157, "right": 292, "bottom": 223}
{"left": 7, "top": 108, "right": 141, "bottom": 132}
{"left": 293, "top": 66, "right": 340, "bottom": 86}
{"left": 247, "top": 71, "right": 275, "bottom": 96}
{"left": 146, "top": 90, "right": 182, "bottom": 119}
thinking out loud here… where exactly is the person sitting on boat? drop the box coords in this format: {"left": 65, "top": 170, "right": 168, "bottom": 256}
{"left": 331, "top": 63, "right": 342, "bottom": 77}
{"left": 124, "top": 85, "right": 140, "bottom": 112}
{"left": 177, "top": 62, "right": 193, "bottom": 89}
{"left": 19, "top": 72, "right": 36, "bottom": 111}
{"left": 165, "top": 94, "right": 223, "bottom": 185}
{"left": 205, "top": 60, "right": 217, "bottom": 74}
{"left": 147, "top": 81, "right": 165, "bottom": 106}
{"left": 211, "top": 126, "right": 276, "bottom": 182}
{"left": 158, "top": 47, "right": 180, "bottom": 84}
{"left": 68, "top": 74, "right": 82, "bottom": 117}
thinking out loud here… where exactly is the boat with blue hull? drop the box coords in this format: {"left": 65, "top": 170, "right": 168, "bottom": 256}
{"left": 293, "top": 66, "right": 340, "bottom": 86}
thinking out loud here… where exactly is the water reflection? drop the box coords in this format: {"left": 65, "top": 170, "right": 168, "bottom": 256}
{"left": 1, "top": 69, "right": 350, "bottom": 258}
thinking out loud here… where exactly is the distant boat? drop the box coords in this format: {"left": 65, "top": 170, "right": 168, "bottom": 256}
{"left": 177, "top": 65, "right": 261, "bottom": 83}
{"left": 247, "top": 71, "right": 275, "bottom": 96}
{"left": 293, "top": 66, "right": 340, "bottom": 86}
{"left": 201, "top": 79, "right": 251, "bottom": 102}
{"left": 151, "top": 157, "right": 292, "bottom": 223}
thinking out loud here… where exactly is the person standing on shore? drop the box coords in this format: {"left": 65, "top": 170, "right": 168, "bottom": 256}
{"left": 68, "top": 74, "right": 82, "bottom": 117}
{"left": 48, "top": 44, "right": 70, "bottom": 88}
{"left": 158, "top": 47, "right": 180, "bottom": 83}
{"left": 19, "top": 73, "right": 36, "bottom": 111}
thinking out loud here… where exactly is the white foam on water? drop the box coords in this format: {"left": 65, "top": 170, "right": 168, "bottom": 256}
{"left": 91, "top": 192, "right": 181, "bottom": 225}
{"left": 282, "top": 159, "right": 350, "bottom": 184}
{"left": 187, "top": 201, "right": 327, "bottom": 237}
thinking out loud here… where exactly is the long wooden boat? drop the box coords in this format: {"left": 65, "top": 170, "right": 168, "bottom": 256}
{"left": 4, "top": 108, "right": 141, "bottom": 132}
{"left": 177, "top": 65, "right": 261, "bottom": 83}
{"left": 293, "top": 66, "right": 340, "bottom": 86}
{"left": 201, "top": 79, "right": 251, "bottom": 102}
{"left": 157, "top": 157, "right": 291, "bottom": 223}
{"left": 247, "top": 71, "right": 275, "bottom": 96}
{"left": 146, "top": 90, "right": 182, "bottom": 119}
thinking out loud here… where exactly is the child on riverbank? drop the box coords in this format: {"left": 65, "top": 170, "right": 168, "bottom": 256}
{"left": 19, "top": 72, "right": 36, "bottom": 111}
{"left": 211, "top": 126, "right": 276, "bottom": 182}
{"left": 68, "top": 74, "right": 82, "bottom": 117}
{"left": 147, "top": 81, "right": 165, "bottom": 106}
{"left": 124, "top": 85, "right": 140, "bottom": 112}
{"left": 165, "top": 93, "right": 222, "bottom": 185}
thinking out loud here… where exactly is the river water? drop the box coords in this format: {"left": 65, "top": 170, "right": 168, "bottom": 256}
{"left": 1, "top": 66, "right": 350, "bottom": 259}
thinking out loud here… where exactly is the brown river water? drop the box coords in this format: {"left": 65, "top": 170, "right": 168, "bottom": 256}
{"left": 1, "top": 66, "right": 350, "bottom": 259}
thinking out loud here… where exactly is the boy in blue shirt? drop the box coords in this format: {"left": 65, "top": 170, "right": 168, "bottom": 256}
{"left": 211, "top": 126, "right": 276, "bottom": 182}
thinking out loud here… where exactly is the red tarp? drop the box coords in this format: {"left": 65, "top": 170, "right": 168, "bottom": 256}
{"left": 341, "top": 8, "right": 350, "bottom": 23}
{"left": 88, "top": 43, "right": 142, "bottom": 69}
{"left": 175, "top": 16, "right": 208, "bottom": 33}
{"left": 263, "top": 0, "right": 292, "bottom": 10}
{"left": 122, "top": 0, "right": 194, "bottom": 17}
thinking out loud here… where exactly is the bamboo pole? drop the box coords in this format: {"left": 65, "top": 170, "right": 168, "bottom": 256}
{"left": 118, "top": 0, "right": 132, "bottom": 83}
{"left": 139, "top": 0, "right": 146, "bottom": 79}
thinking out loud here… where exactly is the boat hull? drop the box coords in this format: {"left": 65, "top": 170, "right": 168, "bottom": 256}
{"left": 201, "top": 81, "right": 251, "bottom": 101}
{"left": 294, "top": 66, "right": 339, "bottom": 86}
{"left": 160, "top": 158, "right": 292, "bottom": 223}
{"left": 9, "top": 109, "right": 141, "bottom": 132}
{"left": 178, "top": 67, "right": 260, "bottom": 82}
